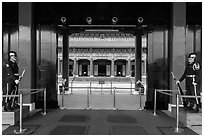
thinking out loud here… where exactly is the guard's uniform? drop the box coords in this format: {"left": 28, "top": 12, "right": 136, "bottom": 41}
{"left": 179, "top": 61, "right": 200, "bottom": 110}
{"left": 4, "top": 60, "right": 19, "bottom": 110}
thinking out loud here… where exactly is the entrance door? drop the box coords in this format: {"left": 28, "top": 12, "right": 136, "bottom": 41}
{"left": 94, "top": 59, "right": 111, "bottom": 77}
{"left": 117, "top": 65, "right": 123, "bottom": 76}
{"left": 82, "top": 65, "right": 88, "bottom": 76}
{"left": 98, "top": 65, "right": 106, "bottom": 76}
{"left": 78, "top": 59, "right": 90, "bottom": 76}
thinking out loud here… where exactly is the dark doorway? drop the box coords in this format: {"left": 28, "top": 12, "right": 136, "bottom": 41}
{"left": 82, "top": 65, "right": 88, "bottom": 76}
{"left": 69, "top": 65, "right": 73, "bottom": 76}
{"left": 131, "top": 65, "right": 135, "bottom": 77}
{"left": 98, "top": 65, "right": 106, "bottom": 76}
{"left": 116, "top": 65, "right": 123, "bottom": 77}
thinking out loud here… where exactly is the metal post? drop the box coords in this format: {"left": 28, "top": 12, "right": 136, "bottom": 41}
{"left": 113, "top": 87, "right": 116, "bottom": 110}
{"left": 42, "top": 88, "right": 47, "bottom": 115}
{"left": 60, "top": 85, "right": 65, "bottom": 109}
{"left": 71, "top": 81, "right": 73, "bottom": 94}
{"left": 138, "top": 87, "right": 143, "bottom": 110}
{"left": 90, "top": 82, "right": 92, "bottom": 94}
{"left": 153, "top": 89, "right": 157, "bottom": 116}
{"left": 101, "top": 84, "right": 102, "bottom": 94}
{"left": 110, "top": 82, "right": 112, "bottom": 94}
{"left": 5, "top": 83, "right": 9, "bottom": 108}
{"left": 86, "top": 87, "right": 91, "bottom": 110}
{"left": 14, "top": 94, "right": 27, "bottom": 134}
{"left": 173, "top": 94, "right": 184, "bottom": 133}
{"left": 130, "top": 82, "right": 132, "bottom": 95}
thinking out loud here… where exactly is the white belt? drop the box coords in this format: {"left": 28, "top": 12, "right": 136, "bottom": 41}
{"left": 186, "top": 75, "right": 195, "bottom": 77}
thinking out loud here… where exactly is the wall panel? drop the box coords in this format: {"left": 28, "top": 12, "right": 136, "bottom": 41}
{"left": 145, "top": 29, "right": 169, "bottom": 109}
{"left": 36, "top": 25, "right": 58, "bottom": 108}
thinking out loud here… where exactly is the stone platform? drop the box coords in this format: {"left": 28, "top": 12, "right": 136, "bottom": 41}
{"left": 165, "top": 104, "right": 202, "bottom": 127}
{"left": 2, "top": 106, "right": 29, "bottom": 125}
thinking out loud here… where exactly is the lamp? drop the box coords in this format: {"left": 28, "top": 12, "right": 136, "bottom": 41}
{"left": 86, "top": 17, "right": 92, "bottom": 25}
{"left": 112, "top": 17, "right": 118, "bottom": 25}
{"left": 138, "top": 17, "right": 144, "bottom": 23}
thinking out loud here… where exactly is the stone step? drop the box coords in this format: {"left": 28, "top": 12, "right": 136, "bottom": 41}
{"left": 2, "top": 106, "right": 29, "bottom": 125}
{"left": 163, "top": 105, "right": 202, "bottom": 127}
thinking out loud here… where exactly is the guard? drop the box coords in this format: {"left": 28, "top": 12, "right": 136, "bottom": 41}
{"left": 176, "top": 53, "right": 200, "bottom": 113}
{"left": 3, "top": 51, "right": 20, "bottom": 111}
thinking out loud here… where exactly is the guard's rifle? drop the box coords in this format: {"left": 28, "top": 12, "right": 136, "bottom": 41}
{"left": 11, "top": 70, "right": 25, "bottom": 108}
{"left": 171, "top": 72, "right": 187, "bottom": 107}
{"left": 192, "top": 77, "right": 199, "bottom": 105}
{"left": 5, "top": 83, "right": 10, "bottom": 108}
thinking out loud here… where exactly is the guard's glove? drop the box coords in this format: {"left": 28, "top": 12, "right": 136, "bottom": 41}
{"left": 19, "top": 76, "right": 23, "bottom": 80}
{"left": 176, "top": 81, "right": 180, "bottom": 85}
{"left": 15, "top": 80, "right": 20, "bottom": 84}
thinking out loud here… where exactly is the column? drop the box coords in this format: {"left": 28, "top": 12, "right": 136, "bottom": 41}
{"left": 73, "top": 57, "right": 77, "bottom": 77}
{"left": 126, "top": 58, "right": 131, "bottom": 77}
{"left": 57, "top": 57, "right": 61, "bottom": 76}
{"left": 111, "top": 58, "right": 115, "bottom": 77}
{"left": 90, "top": 58, "right": 94, "bottom": 77}
{"left": 62, "top": 24, "right": 69, "bottom": 87}
{"left": 135, "top": 30, "right": 142, "bottom": 82}
{"left": 76, "top": 60, "right": 79, "bottom": 77}
{"left": 18, "top": 3, "right": 34, "bottom": 103}
{"left": 170, "top": 3, "right": 186, "bottom": 104}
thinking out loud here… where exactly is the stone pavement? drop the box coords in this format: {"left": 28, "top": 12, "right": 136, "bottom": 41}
{"left": 2, "top": 109, "right": 198, "bottom": 135}
{"left": 2, "top": 84, "right": 201, "bottom": 135}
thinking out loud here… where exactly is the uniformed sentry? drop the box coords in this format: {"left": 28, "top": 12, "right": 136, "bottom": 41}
{"left": 3, "top": 51, "right": 20, "bottom": 111}
{"left": 176, "top": 53, "right": 200, "bottom": 113}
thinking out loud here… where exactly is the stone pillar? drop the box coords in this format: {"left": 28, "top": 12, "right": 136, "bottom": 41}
{"left": 126, "top": 58, "right": 131, "bottom": 77}
{"left": 135, "top": 30, "right": 142, "bottom": 83}
{"left": 76, "top": 60, "right": 79, "bottom": 77}
{"left": 62, "top": 25, "right": 69, "bottom": 87}
{"left": 18, "top": 3, "right": 35, "bottom": 103}
{"left": 57, "top": 57, "right": 61, "bottom": 75}
{"left": 90, "top": 58, "right": 94, "bottom": 77}
{"left": 170, "top": 3, "right": 186, "bottom": 104}
{"left": 73, "top": 57, "right": 77, "bottom": 77}
{"left": 111, "top": 58, "right": 115, "bottom": 77}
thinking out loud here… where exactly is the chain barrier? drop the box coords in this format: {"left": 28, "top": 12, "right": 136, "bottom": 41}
{"left": 2, "top": 88, "right": 46, "bottom": 134}
{"left": 153, "top": 89, "right": 202, "bottom": 133}
{"left": 61, "top": 85, "right": 143, "bottom": 110}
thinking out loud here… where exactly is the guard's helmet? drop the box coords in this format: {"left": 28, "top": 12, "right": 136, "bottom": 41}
{"left": 188, "top": 53, "right": 196, "bottom": 58}
{"left": 8, "top": 51, "right": 17, "bottom": 59}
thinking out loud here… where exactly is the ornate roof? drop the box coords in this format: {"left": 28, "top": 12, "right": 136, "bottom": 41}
{"left": 70, "top": 30, "right": 135, "bottom": 38}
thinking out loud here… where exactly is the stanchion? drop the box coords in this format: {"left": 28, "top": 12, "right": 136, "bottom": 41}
{"left": 14, "top": 93, "right": 27, "bottom": 134}
{"left": 138, "top": 87, "right": 143, "bottom": 110}
{"left": 71, "top": 82, "right": 73, "bottom": 94}
{"left": 60, "top": 85, "right": 66, "bottom": 109}
{"left": 172, "top": 94, "right": 184, "bottom": 133}
{"left": 153, "top": 89, "right": 157, "bottom": 116}
{"left": 113, "top": 87, "right": 117, "bottom": 110}
{"left": 86, "top": 87, "right": 91, "bottom": 110}
{"left": 110, "top": 82, "right": 112, "bottom": 94}
{"left": 101, "top": 84, "right": 102, "bottom": 94}
{"left": 90, "top": 82, "right": 92, "bottom": 94}
{"left": 42, "top": 88, "right": 47, "bottom": 115}
{"left": 130, "top": 82, "right": 132, "bottom": 95}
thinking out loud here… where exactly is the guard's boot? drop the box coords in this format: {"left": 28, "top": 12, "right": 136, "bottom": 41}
{"left": 183, "top": 100, "right": 187, "bottom": 108}
{"left": 4, "top": 104, "right": 12, "bottom": 111}
{"left": 3, "top": 106, "right": 8, "bottom": 111}
{"left": 190, "top": 104, "right": 199, "bottom": 113}
{"left": 184, "top": 102, "right": 192, "bottom": 111}
{"left": 14, "top": 103, "right": 20, "bottom": 108}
